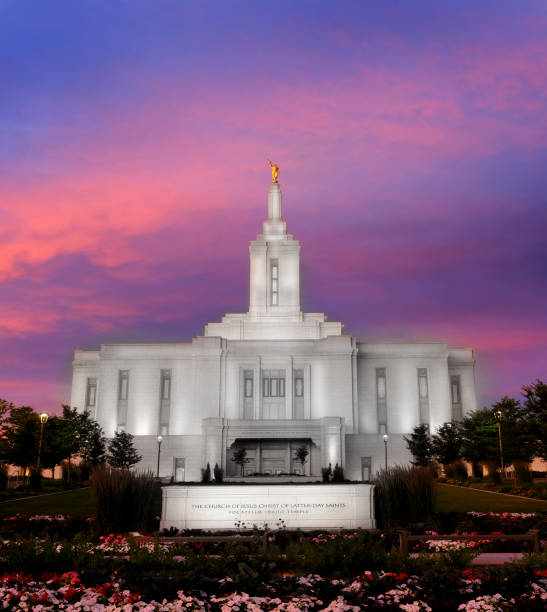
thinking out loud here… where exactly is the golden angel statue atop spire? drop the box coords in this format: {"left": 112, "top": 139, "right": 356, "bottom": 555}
{"left": 267, "top": 159, "right": 279, "bottom": 183}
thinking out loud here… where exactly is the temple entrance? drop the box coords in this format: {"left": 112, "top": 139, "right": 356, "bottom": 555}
{"left": 227, "top": 439, "right": 314, "bottom": 477}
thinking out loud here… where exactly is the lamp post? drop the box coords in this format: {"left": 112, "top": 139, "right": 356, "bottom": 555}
{"left": 156, "top": 435, "right": 163, "bottom": 478}
{"left": 383, "top": 434, "right": 388, "bottom": 471}
{"left": 37, "top": 412, "right": 48, "bottom": 471}
{"left": 495, "top": 410, "right": 504, "bottom": 476}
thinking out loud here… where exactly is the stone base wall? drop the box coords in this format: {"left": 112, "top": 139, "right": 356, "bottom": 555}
{"left": 161, "top": 483, "right": 375, "bottom": 530}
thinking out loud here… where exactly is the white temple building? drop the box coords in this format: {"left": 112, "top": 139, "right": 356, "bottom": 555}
{"left": 71, "top": 176, "right": 477, "bottom": 481}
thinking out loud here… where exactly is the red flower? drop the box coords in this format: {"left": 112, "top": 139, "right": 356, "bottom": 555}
{"left": 395, "top": 573, "right": 408, "bottom": 582}
{"left": 63, "top": 586, "right": 81, "bottom": 602}
{"left": 98, "top": 582, "right": 113, "bottom": 597}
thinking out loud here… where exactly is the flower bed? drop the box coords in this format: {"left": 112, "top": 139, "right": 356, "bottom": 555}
{"left": 0, "top": 568, "right": 546, "bottom": 611}
{"left": 1, "top": 513, "right": 546, "bottom": 610}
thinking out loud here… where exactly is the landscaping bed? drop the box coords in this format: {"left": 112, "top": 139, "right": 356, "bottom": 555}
{"left": 1, "top": 512, "right": 546, "bottom": 610}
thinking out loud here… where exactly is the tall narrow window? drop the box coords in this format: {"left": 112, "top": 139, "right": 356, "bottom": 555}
{"left": 85, "top": 377, "right": 97, "bottom": 409}
{"left": 376, "top": 368, "right": 387, "bottom": 433}
{"left": 271, "top": 259, "right": 279, "bottom": 306}
{"left": 417, "top": 368, "right": 430, "bottom": 425}
{"left": 117, "top": 370, "right": 129, "bottom": 429}
{"left": 161, "top": 369, "right": 171, "bottom": 401}
{"left": 450, "top": 375, "right": 462, "bottom": 421}
{"left": 294, "top": 369, "right": 304, "bottom": 419}
{"left": 118, "top": 370, "right": 129, "bottom": 401}
{"left": 294, "top": 370, "right": 304, "bottom": 397}
{"left": 159, "top": 369, "right": 171, "bottom": 435}
{"left": 244, "top": 370, "right": 254, "bottom": 398}
{"left": 243, "top": 369, "right": 254, "bottom": 419}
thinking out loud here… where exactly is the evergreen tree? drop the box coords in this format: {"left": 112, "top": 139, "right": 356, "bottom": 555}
{"left": 404, "top": 424, "right": 432, "bottom": 467}
{"left": 213, "top": 462, "right": 223, "bottom": 482}
{"left": 431, "top": 423, "right": 463, "bottom": 466}
{"left": 201, "top": 462, "right": 212, "bottom": 483}
{"left": 107, "top": 431, "right": 142, "bottom": 469}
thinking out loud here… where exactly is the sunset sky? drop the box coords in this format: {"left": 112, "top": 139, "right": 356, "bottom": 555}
{"left": 1, "top": 1, "right": 546, "bottom": 414}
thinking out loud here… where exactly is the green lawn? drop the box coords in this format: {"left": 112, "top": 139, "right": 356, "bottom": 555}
{"left": 0, "top": 487, "right": 94, "bottom": 516}
{"left": 1, "top": 483, "right": 546, "bottom": 518}
{"left": 435, "top": 483, "right": 547, "bottom": 513}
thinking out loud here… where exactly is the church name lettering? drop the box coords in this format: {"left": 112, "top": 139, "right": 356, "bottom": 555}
{"left": 190, "top": 502, "right": 347, "bottom": 515}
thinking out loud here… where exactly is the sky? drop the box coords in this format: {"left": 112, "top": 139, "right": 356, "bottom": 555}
{"left": 1, "top": 0, "right": 546, "bottom": 414}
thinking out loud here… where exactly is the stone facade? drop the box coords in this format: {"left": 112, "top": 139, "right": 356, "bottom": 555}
{"left": 71, "top": 180, "right": 477, "bottom": 481}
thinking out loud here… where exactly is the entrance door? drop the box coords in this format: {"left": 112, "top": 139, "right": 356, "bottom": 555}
{"left": 361, "top": 456, "right": 372, "bottom": 482}
{"left": 174, "top": 458, "right": 185, "bottom": 482}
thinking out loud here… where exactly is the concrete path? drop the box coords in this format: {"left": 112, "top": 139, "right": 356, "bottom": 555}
{"left": 471, "top": 552, "right": 525, "bottom": 565}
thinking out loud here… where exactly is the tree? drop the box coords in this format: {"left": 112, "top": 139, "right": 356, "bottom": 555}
{"left": 213, "top": 463, "right": 224, "bottom": 482}
{"left": 62, "top": 406, "right": 106, "bottom": 465}
{"left": 107, "top": 431, "right": 142, "bottom": 469}
{"left": 2, "top": 406, "right": 40, "bottom": 473}
{"left": 41, "top": 417, "right": 73, "bottom": 477}
{"left": 431, "top": 423, "right": 463, "bottom": 466}
{"left": 404, "top": 424, "right": 432, "bottom": 467}
{"left": 231, "top": 447, "right": 250, "bottom": 476}
{"left": 491, "top": 396, "right": 537, "bottom": 466}
{"left": 293, "top": 445, "right": 309, "bottom": 472}
{"left": 520, "top": 380, "right": 547, "bottom": 459}
{"left": 460, "top": 409, "right": 500, "bottom": 466}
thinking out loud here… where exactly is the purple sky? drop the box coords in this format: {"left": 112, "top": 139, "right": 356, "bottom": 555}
{"left": 1, "top": 1, "right": 546, "bottom": 413}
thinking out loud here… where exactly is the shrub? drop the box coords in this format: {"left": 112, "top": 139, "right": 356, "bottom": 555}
{"left": 0, "top": 463, "right": 8, "bottom": 491}
{"left": 514, "top": 462, "right": 534, "bottom": 486}
{"left": 472, "top": 462, "right": 483, "bottom": 478}
{"left": 61, "top": 460, "right": 81, "bottom": 482}
{"left": 213, "top": 463, "right": 223, "bottom": 482}
{"left": 445, "top": 460, "right": 468, "bottom": 481}
{"left": 322, "top": 464, "right": 332, "bottom": 482}
{"left": 332, "top": 463, "right": 344, "bottom": 482}
{"left": 79, "top": 462, "right": 91, "bottom": 481}
{"left": 201, "top": 463, "right": 211, "bottom": 483}
{"left": 29, "top": 465, "right": 42, "bottom": 489}
{"left": 374, "top": 465, "right": 435, "bottom": 529}
{"left": 91, "top": 466, "right": 161, "bottom": 533}
{"left": 487, "top": 463, "right": 502, "bottom": 484}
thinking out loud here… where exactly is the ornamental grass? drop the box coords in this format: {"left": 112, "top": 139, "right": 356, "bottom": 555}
{"left": 374, "top": 465, "right": 435, "bottom": 529}
{"left": 90, "top": 467, "right": 161, "bottom": 534}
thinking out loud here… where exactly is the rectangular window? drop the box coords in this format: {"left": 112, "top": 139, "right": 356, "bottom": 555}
{"left": 85, "top": 377, "right": 97, "bottom": 408}
{"left": 418, "top": 368, "right": 429, "bottom": 398}
{"left": 244, "top": 370, "right": 254, "bottom": 398}
{"left": 451, "top": 375, "right": 462, "bottom": 421}
{"left": 376, "top": 368, "right": 387, "bottom": 432}
{"left": 161, "top": 369, "right": 171, "bottom": 401}
{"left": 294, "top": 370, "right": 304, "bottom": 397}
{"left": 451, "top": 375, "right": 461, "bottom": 404}
{"left": 262, "top": 370, "right": 285, "bottom": 397}
{"left": 159, "top": 369, "right": 171, "bottom": 434}
{"left": 117, "top": 370, "right": 129, "bottom": 428}
{"left": 417, "top": 368, "right": 430, "bottom": 425}
{"left": 271, "top": 259, "right": 279, "bottom": 306}
{"left": 118, "top": 370, "right": 129, "bottom": 401}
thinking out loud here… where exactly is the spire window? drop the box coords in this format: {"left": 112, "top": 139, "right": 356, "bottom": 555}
{"left": 271, "top": 259, "right": 279, "bottom": 306}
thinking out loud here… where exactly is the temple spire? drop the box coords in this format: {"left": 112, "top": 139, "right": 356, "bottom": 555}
{"left": 263, "top": 182, "right": 286, "bottom": 237}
